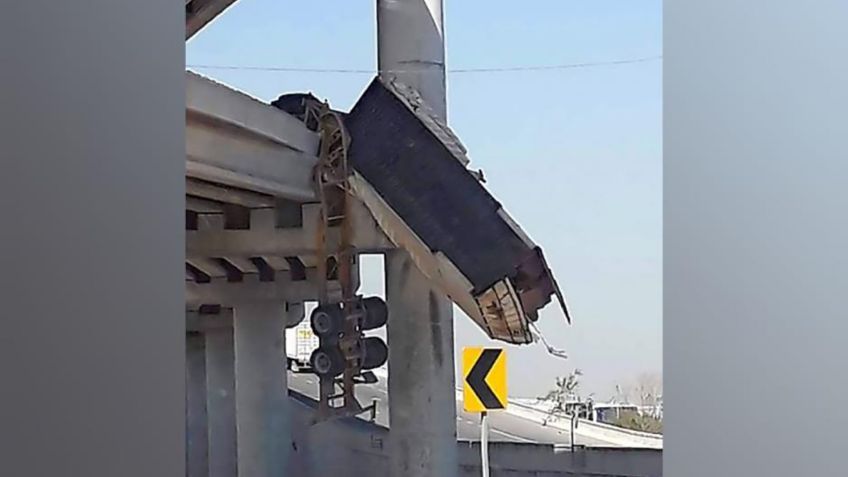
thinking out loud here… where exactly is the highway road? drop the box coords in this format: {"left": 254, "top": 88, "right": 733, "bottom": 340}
{"left": 287, "top": 371, "right": 617, "bottom": 447}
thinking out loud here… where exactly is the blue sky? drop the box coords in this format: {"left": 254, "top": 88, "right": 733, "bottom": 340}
{"left": 187, "top": 0, "right": 662, "bottom": 399}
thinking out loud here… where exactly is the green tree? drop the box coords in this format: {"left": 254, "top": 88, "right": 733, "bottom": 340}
{"left": 613, "top": 410, "right": 663, "bottom": 434}
{"left": 537, "top": 369, "right": 582, "bottom": 425}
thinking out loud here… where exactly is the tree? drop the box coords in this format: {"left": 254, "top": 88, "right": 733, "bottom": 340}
{"left": 610, "top": 372, "right": 663, "bottom": 432}
{"left": 537, "top": 369, "right": 583, "bottom": 425}
{"left": 613, "top": 410, "right": 663, "bottom": 434}
{"left": 612, "top": 373, "right": 663, "bottom": 413}
{"left": 613, "top": 383, "right": 632, "bottom": 404}
{"left": 633, "top": 372, "right": 663, "bottom": 409}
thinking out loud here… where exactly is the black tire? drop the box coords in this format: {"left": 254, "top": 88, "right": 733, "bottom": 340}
{"left": 361, "top": 337, "right": 388, "bottom": 370}
{"left": 310, "top": 304, "right": 343, "bottom": 339}
{"left": 361, "top": 296, "right": 388, "bottom": 330}
{"left": 309, "top": 347, "right": 345, "bottom": 377}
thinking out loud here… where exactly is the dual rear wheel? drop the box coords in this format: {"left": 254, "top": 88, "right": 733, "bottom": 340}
{"left": 308, "top": 298, "right": 389, "bottom": 378}
{"left": 309, "top": 337, "right": 388, "bottom": 378}
{"left": 309, "top": 297, "right": 388, "bottom": 340}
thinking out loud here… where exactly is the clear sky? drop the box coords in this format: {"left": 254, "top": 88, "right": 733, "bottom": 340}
{"left": 187, "top": 0, "right": 662, "bottom": 400}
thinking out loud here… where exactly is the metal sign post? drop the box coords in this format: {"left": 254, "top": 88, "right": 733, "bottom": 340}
{"left": 570, "top": 413, "right": 577, "bottom": 451}
{"left": 480, "top": 410, "right": 490, "bottom": 477}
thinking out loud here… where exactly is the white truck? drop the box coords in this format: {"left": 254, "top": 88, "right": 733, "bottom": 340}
{"left": 285, "top": 315, "right": 319, "bottom": 373}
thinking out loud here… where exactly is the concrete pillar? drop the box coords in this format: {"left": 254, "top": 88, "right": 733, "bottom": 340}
{"left": 378, "top": 2, "right": 457, "bottom": 475}
{"left": 205, "top": 320, "right": 237, "bottom": 477}
{"left": 233, "top": 303, "right": 289, "bottom": 477}
{"left": 377, "top": 0, "right": 447, "bottom": 120}
{"left": 186, "top": 332, "right": 209, "bottom": 477}
{"left": 385, "top": 249, "right": 458, "bottom": 477}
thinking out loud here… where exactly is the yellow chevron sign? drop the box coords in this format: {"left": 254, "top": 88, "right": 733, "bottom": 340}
{"left": 462, "top": 347, "right": 507, "bottom": 412}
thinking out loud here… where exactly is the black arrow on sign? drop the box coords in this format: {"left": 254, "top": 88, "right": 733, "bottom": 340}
{"left": 466, "top": 349, "right": 505, "bottom": 410}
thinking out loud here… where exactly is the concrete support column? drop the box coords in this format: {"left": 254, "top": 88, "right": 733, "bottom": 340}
{"left": 385, "top": 249, "right": 458, "bottom": 477}
{"left": 233, "top": 303, "right": 289, "bottom": 477}
{"left": 186, "top": 332, "right": 210, "bottom": 477}
{"left": 377, "top": 0, "right": 447, "bottom": 120}
{"left": 379, "top": 2, "right": 456, "bottom": 474}
{"left": 205, "top": 320, "right": 237, "bottom": 477}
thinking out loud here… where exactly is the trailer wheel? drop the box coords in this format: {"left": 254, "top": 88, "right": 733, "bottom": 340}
{"left": 361, "top": 296, "right": 388, "bottom": 330}
{"left": 361, "top": 337, "right": 388, "bottom": 370}
{"left": 310, "top": 347, "right": 345, "bottom": 377}
{"left": 310, "top": 304, "right": 343, "bottom": 340}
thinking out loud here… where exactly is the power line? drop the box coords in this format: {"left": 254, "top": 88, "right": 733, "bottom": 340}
{"left": 186, "top": 55, "right": 661, "bottom": 75}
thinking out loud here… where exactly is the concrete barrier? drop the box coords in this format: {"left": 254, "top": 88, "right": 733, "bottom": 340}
{"left": 458, "top": 441, "right": 662, "bottom": 477}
